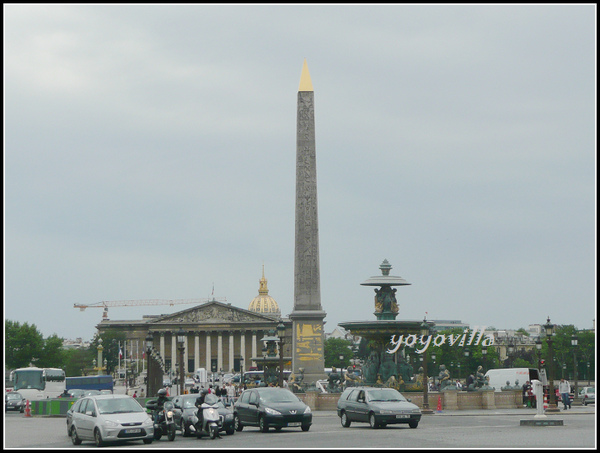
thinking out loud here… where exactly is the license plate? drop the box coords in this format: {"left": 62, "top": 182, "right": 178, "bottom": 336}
{"left": 287, "top": 422, "right": 301, "bottom": 427}
{"left": 396, "top": 414, "right": 410, "bottom": 419}
{"left": 124, "top": 428, "right": 141, "bottom": 434}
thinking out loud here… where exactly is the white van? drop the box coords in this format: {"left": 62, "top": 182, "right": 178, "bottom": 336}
{"left": 484, "top": 368, "right": 540, "bottom": 392}
{"left": 194, "top": 368, "right": 208, "bottom": 385}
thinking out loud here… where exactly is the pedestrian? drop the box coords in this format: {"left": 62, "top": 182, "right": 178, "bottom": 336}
{"left": 226, "top": 382, "right": 236, "bottom": 406}
{"left": 133, "top": 391, "right": 137, "bottom": 398}
{"left": 140, "top": 388, "right": 145, "bottom": 398}
{"left": 558, "top": 378, "right": 571, "bottom": 409}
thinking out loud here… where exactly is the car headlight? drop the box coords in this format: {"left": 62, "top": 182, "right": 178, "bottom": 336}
{"left": 412, "top": 409, "right": 421, "bottom": 414}
{"left": 224, "top": 413, "right": 234, "bottom": 420}
{"left": 105, "top": 420, "right": 120, "bottom": 427}
{"left": 264, "top": 407, "right": 281, "bottom": 416}
{"left": 379, "top": 410, "right": 394, "bottom": 414}
{"left": 142, "top": 418, "right": 154, "bottom": 426}
{"left": 304, "top": 406, "right": 312, "bottom": 414}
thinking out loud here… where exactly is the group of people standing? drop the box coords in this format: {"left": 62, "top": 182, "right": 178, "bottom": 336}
{"left": 190, "top": 382, "right": 238, "bottom": 405}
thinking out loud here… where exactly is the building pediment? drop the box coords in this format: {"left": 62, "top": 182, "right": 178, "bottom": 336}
{"left": 149, "top": 301, "right": 277, "bottom": 324}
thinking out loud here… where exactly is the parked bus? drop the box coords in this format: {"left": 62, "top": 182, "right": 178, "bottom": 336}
{"left": 242, "top": 370, "right": 291, "bottom": 387}
{"left": 10, "top": 367, "right": 66, "bottom": 400}
{"left": 66, "top": 375, "right": 114, "bottom": 393}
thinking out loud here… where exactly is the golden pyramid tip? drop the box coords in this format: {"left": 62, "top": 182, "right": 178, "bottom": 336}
{"left": 298, "top": 59, "right": 314, "bottom": 92}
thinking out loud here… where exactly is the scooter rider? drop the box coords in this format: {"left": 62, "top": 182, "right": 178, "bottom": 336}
{"left": 194, "top": 388, "right": 208, "bottom": 428}
{"left": 155, "top": 388, "right": 169, "bottom": 423}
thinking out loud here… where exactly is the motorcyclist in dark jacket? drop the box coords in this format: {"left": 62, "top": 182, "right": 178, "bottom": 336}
{"left": 194, "top": 389, "right": 209, "bottom": 428}
{"left": 155, "top": 388, "right": 169, "bottom": 422}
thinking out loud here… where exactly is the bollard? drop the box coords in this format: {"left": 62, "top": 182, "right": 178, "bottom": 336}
{"left": 436, "top": 395, "right": 442, "bottom": 413}
{"left": 24, "top": 399, "right": 32, "bottom": 417}
{"left": 532, "top": 379, "right": 546, "bottom": 419}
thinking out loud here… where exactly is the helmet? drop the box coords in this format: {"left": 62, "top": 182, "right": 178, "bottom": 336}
{"left": 157, "top": 388, "right": 168, "bottom": 397}
{"left": 201, "top": 389, "right": 209, "bottom": 396}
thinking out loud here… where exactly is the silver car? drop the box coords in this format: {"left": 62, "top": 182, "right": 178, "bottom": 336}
{"left": 337, "top": 387, "right": 422, "bottom": 429}
{"left": 67, "top": 394, "right": 154, "bottom": 446}
{"left": 579, "top": 387, "right": 595, "bottom": 406}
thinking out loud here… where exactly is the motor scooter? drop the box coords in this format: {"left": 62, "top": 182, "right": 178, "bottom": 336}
{"left": 189, "top": 393, "right": 223, "bottom": 439}
{"left": 146, "top": 400, "right": 177, "bottom": 441}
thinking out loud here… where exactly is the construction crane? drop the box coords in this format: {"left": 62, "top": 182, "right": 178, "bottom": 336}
{"left": 74, "top": 297, "right": 227, "bottom": 320}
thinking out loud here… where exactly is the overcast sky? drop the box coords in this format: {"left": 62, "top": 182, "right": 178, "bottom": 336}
{"left": 5, "top": 4, "right": 596, "bottom": 342}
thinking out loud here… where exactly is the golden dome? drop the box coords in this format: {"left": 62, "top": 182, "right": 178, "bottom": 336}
{"left": 248, "top": 266, "right": 281, "bottom": 318}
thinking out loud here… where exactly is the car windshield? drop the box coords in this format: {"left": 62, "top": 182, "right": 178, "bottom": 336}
{"left": 6, "top": 393, "right": 22, "bottom": 400}
{"left": 367, "top": 389, "right": 407, "bottom": 402}
{"left": 259, "top": 390, "right": 299, "bottom": 403}
{"left": 96, "top": 398, "right": 145, "bottom": 414}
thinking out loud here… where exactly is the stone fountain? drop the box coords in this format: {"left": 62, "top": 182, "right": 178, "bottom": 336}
{"left": 339, "top": 259, "right": 434, "bottom": 391}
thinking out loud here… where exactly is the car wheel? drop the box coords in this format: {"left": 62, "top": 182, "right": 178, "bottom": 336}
{"left": 234, "top": 414, "right": 244, "bottom": 432}
{"left": 369, "top": 413, "right": 379, "bottom": 429}
{"left": 226, "top": 426, "right": 235, "bottom": 435}
{"left": 94, "top": 428, "right": 105, "bottom": 447}
{"left": 340, "top": 411, "right": 351, "bottom": 428}
{"left": 70, "top": 426, "right": 82, "bottom": 445}
{"left": 143, "top": 439, "right": 153, "bottom": 444}
{"left": 408, "top": 420, "right": 419, "bottom": 429}
{"left": 259, "top": 415, "right": 269, "bottom": 433}
{"left": 301, "top": 423, "right": 310, "bottom": 432}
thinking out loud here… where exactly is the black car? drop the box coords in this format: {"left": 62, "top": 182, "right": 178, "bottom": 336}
{"left": 5, "top": 392, "right": 26, "bottom": 413}
{"left": 233, "top": 387, "right": 312, "bottom": 432}
{"left": 171, "top": 394, "right": 235, "bottom": 436}
{"left": 336, "top": 387, "right": 422, "bottom": 429}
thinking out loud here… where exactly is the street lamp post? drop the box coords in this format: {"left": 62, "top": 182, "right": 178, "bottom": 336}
{"left": 571, "top": 334, "right": 578, "bottom": 399}
{"left": 277, "top": 319, "right": 286, "bottom": 388}
{"left": 507, "top": 340, "right": 515, "bottom": 368}
{"left": 482, "top": 345, "right": 488, "bottom": 370}
{"left": 544, "top": 317, "right": 560, "bottom": 412}
{"left": 177, "top": 328, "right": 186, "bottom": 396}
{"left": 420, "top": 319, "right": 433, "bottom": 414}
{"left": 145, "top": 332, "right": 154, "bottom": 396}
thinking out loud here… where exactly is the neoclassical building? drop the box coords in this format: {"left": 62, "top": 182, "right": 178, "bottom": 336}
{"left": 96, "top": 270, "right": 290, "bottom": 376}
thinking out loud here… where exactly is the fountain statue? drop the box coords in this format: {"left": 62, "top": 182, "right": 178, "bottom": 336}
{"left": 339, "top": 260, "right": 434, "bottom": 391}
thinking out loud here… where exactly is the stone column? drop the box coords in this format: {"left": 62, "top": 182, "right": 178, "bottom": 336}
{"left": 240, "top": 331, "right": 246, "bottom": 368}
{"left": 217, "top": 332, "right": 223, "bottom": 373}
{"left": 229, "top": 331, "right": 235, "bottom": 373}
{"left": 206, "top": 332, "right": 212, "bottom": 371}
{"left": 159, "top": 333, "right": 165, "bottom": 363}
{"left": 171, "top": 332, "right": 177, "bottom": 372}
{"left": 194, "top": 333, "right": 200, "bottom": 373}
{"left": 251, "top": 331, "right": 258, "bottom": 368}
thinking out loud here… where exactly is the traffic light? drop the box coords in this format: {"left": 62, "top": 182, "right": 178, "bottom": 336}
{"left": 539, "top": 359, "right": 545, "bottom": 367}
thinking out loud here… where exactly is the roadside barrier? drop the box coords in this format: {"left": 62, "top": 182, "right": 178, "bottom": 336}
{"left": 436, "top": 396, "right": 442, "bottom": 413}
{"left": 24, "top": 400, "right": 32, "bottom": 417}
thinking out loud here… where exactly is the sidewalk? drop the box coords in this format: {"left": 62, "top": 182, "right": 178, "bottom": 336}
{"left": 312, "top": 405, "right": 595, "bottom": 417}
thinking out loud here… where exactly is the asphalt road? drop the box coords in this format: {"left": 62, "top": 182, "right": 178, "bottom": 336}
{"left": 4, "top": 407, "right": 596, "bottom": 449}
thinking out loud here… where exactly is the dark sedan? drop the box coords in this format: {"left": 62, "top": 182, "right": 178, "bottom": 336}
{"left": 337, "top": 387, "right": 421, "bottom": 429}
{"left": 171, "top": 394, "right": 235, "bottom": 436}
{"left": 233, "top": 387, "right": 312, "bottom": 433}
{"left": 5, "top": 392, "right": 26, "bottom": 413}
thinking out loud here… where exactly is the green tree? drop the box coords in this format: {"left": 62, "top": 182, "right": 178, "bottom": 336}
{"left": 324, "top": 338, "right": 353, "bottom": 369}
{"left": 37, "top": 334, "right": 68, "bottom": 369}
{"left": 64, "top": 348, "right": 95, "bottom": 377}
{"left": 5, "top": 320, "right": 44, "bottom": 369}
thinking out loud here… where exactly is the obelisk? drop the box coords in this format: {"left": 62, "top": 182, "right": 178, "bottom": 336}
{"left": 290, "top": 59, "right": 327, "bottom": 383}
